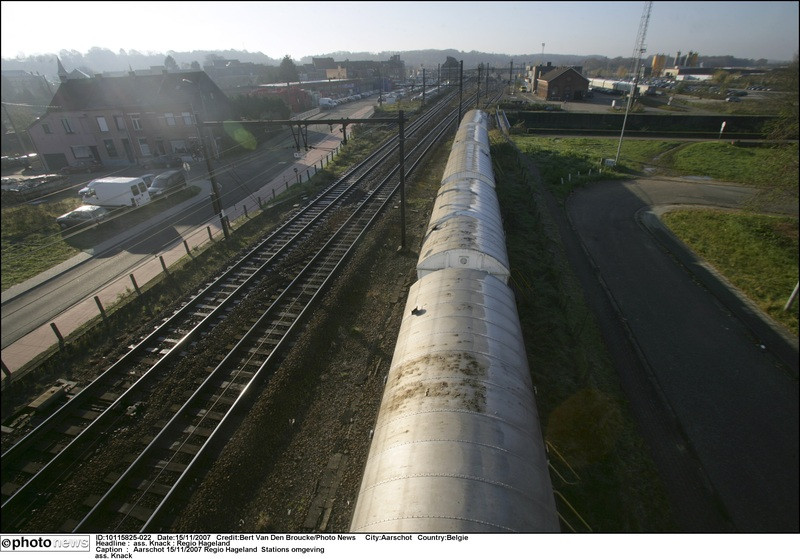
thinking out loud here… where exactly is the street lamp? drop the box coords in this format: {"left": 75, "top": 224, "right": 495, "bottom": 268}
{"left": 182, "top": 78, "right": 229, "bottom": 239}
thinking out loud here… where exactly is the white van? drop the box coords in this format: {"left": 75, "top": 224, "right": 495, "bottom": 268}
{"left": 81, "top": 176, "right": 151, "bottom": 207}
{"left": 319, "top": 98, "right": 335, "bottom": 109}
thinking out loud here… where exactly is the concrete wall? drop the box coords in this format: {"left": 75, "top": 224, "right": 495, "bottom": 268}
{"left": 507, "top": 111, "right": 777, "bottom": 138}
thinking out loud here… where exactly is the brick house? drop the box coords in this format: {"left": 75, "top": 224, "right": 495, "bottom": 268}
{"left": 534, "top": 66, "right": 589, "bottom": 101}
{"left": 28, "top": 60, "right": 233, "bottom": 172}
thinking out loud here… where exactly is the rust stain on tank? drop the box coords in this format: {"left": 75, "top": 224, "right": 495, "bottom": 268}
{"left": 386, "top": 352, "right": 487, "bottom": 413}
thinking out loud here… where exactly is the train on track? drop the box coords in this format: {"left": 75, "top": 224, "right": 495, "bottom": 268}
{"left": 589, "top": 78, "right": 653, "bottom": 96}
{"left": 349, "top": 109, "right": 559, "bottom": 533}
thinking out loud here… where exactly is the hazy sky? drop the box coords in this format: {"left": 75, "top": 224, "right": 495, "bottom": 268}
{"left": 1, "top": 1, "right": 798, "bottom": 62}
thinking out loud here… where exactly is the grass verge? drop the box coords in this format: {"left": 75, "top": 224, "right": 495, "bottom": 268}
{"left": 510, "top": 136, "right": 798, "bottom": 200}
{"left": 661, "top": 208, "right": 799, "bottom": 336}
{"left": 491, "top": 131, "right": 676, "bottom": 531}
{"left": 1, "top": 198, "right": 83, "bottom": 290}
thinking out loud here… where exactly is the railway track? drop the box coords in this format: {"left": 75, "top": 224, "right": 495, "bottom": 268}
{"left": 1, "top": 85, "right": 497, "bottom": 532}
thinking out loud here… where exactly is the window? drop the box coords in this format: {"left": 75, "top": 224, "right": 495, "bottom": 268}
{"left": 104, "top": 139, "right": 118, "bottom": 158}
{"left": 71, "top": 145, "right": 92, "bottom": 159}
{"left": 42, "top": 123, "right": 52, "bottom": 134}
{"left": 114, "top": 115, "right": 126, "bottom": 130}
{"left": 138, "top": 138, "right": 151, "bottom": 156}
{"left": 170, "top": 139, "right": 188, "bottom": 153}
{"left": 61, "top": 118, "right": 74, "bottom": 134}
{"left": 165, "top": 112, "right": 176, "bottom": 126}
{"left": 131, "top": 114, "right": 142, "bottom": 131}
{"left": 182, "top": 112, "right": 194, "bottom": 126}
{"left": 97, "top": 116, "right": 109, "bottom": 132}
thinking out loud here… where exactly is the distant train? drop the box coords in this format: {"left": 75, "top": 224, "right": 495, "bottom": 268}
{"left": 589, "top": 78, "right": 653, "bottom": 96}
{"left": 349, "top": 110, "right": 559, "bottom": 533}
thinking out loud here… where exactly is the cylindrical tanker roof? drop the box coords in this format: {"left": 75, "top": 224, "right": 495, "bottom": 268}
{"left": 349, "top": 268, "right": 558, "bottom": 533}
{"left": 418, "top": 177, "right": 510, "bottom": 282}
{"left": 431, "top": 177, "right": 504, "bottom": 232}
{"left": 417, "top": 213, "right": 510, "bottom": 282}
{"left": 441, "top": 140, "right": 495, "bottom": 187}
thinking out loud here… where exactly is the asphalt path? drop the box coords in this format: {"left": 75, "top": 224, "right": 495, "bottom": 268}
{"left": 565, "top": 177, "right": 798, "bottom": 532}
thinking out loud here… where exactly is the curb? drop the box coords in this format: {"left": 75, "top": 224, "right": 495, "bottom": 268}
{"left": 637, "top": 205, "right": 798, "bottom": 376}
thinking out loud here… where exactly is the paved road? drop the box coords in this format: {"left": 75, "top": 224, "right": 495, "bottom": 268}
{"left": 566, "top": 177, "right": 798, "bottom": 532}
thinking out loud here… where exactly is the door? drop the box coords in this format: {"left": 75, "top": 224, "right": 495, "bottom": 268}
{"left": 122, "top": 139, "right": 134, "bottom": 163}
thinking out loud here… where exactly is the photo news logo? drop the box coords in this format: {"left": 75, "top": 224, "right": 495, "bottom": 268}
{"left": 1, "top": 535, "right": 90, "bottom": 552}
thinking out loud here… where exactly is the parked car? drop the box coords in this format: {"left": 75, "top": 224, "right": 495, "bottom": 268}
{"left": 143, "top": 154, "right": 183, "bottom": 169}
{"left": 147, "top": 169, "right": 187, "bottom": 198}
{"left": 56, "top": 205, "right": 110, "bottom": 229}
{"left": 1, "top": 153, "right": 38, "bottom": 171}
{"left": 60, "top": 160, "right": 103, "bottom": 174}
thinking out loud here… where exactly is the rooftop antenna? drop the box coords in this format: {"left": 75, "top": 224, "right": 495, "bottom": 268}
{"left": 614, "top": 1, "right": 653, "bottom": 165}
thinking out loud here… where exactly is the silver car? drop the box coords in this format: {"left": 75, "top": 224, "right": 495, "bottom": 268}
{"left": 56, "top": 205, "right": 110, "bottom": 230}
{"left": 147, "top": 170, "right": 187, "bottom": 198}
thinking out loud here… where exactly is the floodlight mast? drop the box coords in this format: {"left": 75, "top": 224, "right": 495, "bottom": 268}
{"left": 615, "top": 1, "right": 653, "bottom": 165}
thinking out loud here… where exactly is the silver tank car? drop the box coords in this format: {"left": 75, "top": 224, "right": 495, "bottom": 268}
{"left": 349, "top": 268, "right": 559, "bottom": 533}
{"left": 451, "top": 109, "right": 491, "bottom": 149}
{"left": 417, "top": 177, "right": 510, "bottom": 283}
{"left": 440, "top": 110, "right": 495, "bottom": 187}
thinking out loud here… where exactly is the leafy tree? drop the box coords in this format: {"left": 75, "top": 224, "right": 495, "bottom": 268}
{"left": 748, "top": 54, "right": 799, "bottom": 210}
{"left": 279, "top": 55, "right": 298, "bottom": 86}
{"left": 764, "top": 54, "right": 799, "bottom": 141}
{"left": 164, "top": 55, "right": 179, "bottom": 72}
{"left": 712, "top": 70, "right": 731, "bottom": 97}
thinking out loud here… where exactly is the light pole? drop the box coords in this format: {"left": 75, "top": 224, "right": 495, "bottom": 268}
{"left": 182, "top": 78, "right": 228, "bottom": 239}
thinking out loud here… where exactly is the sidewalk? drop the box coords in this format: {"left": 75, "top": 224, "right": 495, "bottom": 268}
{"left": 0, "top": 110, "right": 372, "bottom": 384}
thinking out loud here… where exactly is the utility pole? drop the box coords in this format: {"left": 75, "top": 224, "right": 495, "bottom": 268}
{"left": 199, "top": 116, "right": 229, "bottom": 240}
{"left": 476, "top": 64, "right": 482, "bottom": 108}
{"left": 615, "top": 1, "right": 653, "bottom": 165}
{"left": 398, "top": 110, "right": 406, "bottom": 251}
{"left": 422, "top": 68, "right": 426, "bottom": 106}
{"left": 183, "top": 78, "right": 228, "bottom": 239}
{"left": 378, "top": 69, "right": 383, "bottom": 107}
{"left": 458, "top": 60, "right": 464, "bottom": 123}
